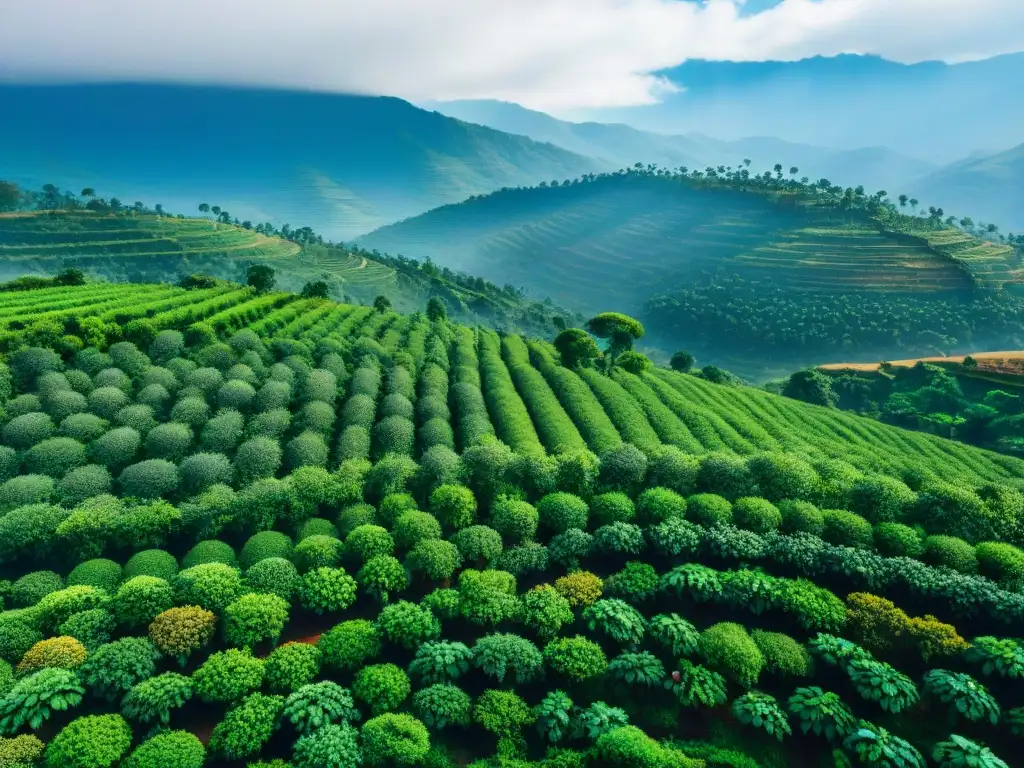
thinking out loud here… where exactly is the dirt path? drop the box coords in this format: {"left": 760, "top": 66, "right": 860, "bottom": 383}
{"left": 820, "top": 351, "right": 1024, "bottom": 372}
{"left": 359, "top": 257, "right": 367, "bottom": 269}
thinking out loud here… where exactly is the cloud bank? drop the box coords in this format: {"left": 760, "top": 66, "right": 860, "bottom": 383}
{"left": 2, "top": 0, "right": 1022, "bottom": 110}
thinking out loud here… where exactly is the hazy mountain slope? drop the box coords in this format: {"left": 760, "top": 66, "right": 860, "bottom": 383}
{"left": 572, "top": 54, "right": 1024, "bottom": 162}
{"left": 908, "top": 143, "right": 1024, "bottom": 232}
{"left": 427, "top": 99, "right": 937, "bottom": 195}
{"left": 0, "top": 84, "right": 598, "bottom": 240}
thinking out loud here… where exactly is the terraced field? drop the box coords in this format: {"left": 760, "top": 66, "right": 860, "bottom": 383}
{"left": 359, "top": 175, "right": 1010, "bottom": 316}
{"left": 2, "top": 281, "right": 1024, "bottom": 767}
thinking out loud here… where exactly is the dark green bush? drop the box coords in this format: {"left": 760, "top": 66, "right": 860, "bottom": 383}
{"left": 732, "top": 497, "right": 782, "bottom": 534}
{"left": 873, "top": 523, "right": 924, "bottom": 558}
{"left": 240, "top": 531, "right": 294, "bottom": 570}
{"left": 182, "top": 539, "right": 236, "bottom": 570}
{"left": 122, "top": 549, "right": 178, "bottom": 581}
{"left": 0, "top": 476, "right": 56, "bottom": 511}
{"left": 245, "top": 557, "right": 300, "bottom": 602}
{"left": 820, "top": 509, "right": 874, "bottom": 549}
{"left": 699, "top": 622, "right": 764, "bottom": 688}
{"left": 118, "top": 459, "right": 179, "bottom": 499}
{"left": 79, "top": 637, "right": 160, "bottom": 702}
{"left": 89, "top": 426, "right": 141, "bottom": 468}
{"left": 11, "top": 570, "right": 63, "bottom": 607}
{"left": 264, "top": 642, "right": 321, "bottom": 693}
{"left": 57, "top": 464, "right": 112, "bottom": 505}
{"left": 122, "top": 730, "right": 205, "bottom": 768}
{"left": 2, "top": 412, "right": 54, "bottom": 450}
{"left": 68, "top": 559, "right": 121, "bottom": 593}
{"left": 923, "top": 535, "right": 978, "bottom": 574}
{"left": 43, "top": 713, "right": 132, "bottom": 768}
{"left": 686, "top": 493, "right": 733, "bottom": 528}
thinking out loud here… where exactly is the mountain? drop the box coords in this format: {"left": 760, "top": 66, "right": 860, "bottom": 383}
{"left": 569, "top": 54, "right": 1024, "bottom": 163}
{"left": 0, "top": 83, "right": 599, "bottom": 240}
{"left": 357, "top": 169, "right": 1022, "bottom": 378}
{"left": 907, "top": 143, "right": 1024, "bottom": 233}
{"left": 426, "top": 99, "right": 937, "bottom": 196}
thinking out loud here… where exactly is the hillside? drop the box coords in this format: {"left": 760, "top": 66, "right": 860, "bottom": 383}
{"left": 0, "top": 201, "right": 579, "bottom": 338}
{"left": 908, "top": 143, "right": 1024, "bottom": 233}
{"left": 0, "top": 83, "right": 599, "bottom": 240}
{"left": 427, "top": 98, "right": 937, "bottom": 194}
{"left": 358, "top": 168, "right": 1023, "bottom": 376}
{"left": 1, "top": 279, "right": 1023, "bottom": 768}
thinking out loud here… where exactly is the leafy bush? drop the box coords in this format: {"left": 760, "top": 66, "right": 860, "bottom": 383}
{"left": 0, "top": 734, "right": 45, "bottom": 768}
{"left": 931, "top": 735, "right": 1010, "bottom": 768}
{"left": 430, "top": 484, "right": 477, "bottom": 531}
{"left": 472, "top": 633, "right": 543, "bottom": 684}
{"left": 786, "top": 686, "right": 855, "bottom": 743}
{"left": 923, "top": 535, "right": 978, "bottom": 573}
{"left": 224, "top": 592, "right": 290, "bottom": 646}
{"left": 0, "top": 618, "right": 43, "bottom": 664}
{"left": 548, "top": 528, "right": 594, "bottom": 570}
{"left": 409, "top": 640, "right": 473, "bottom": 685}
{"left": 842, "top": 723, "right": 925, "bottom": 768}
{"left": 820, "top": 509, "right": 874, "bottom": 548}
{"left": 24, "top": 437, "right": 87, "bottom": 478}
{"left": 57, "top": 464, "right": 113, "bottom": 505}
{"left": 413, "top": 683, "right": 472, "bottom": 729}
{"left": 496, "top": 542, "right": 550, "bottom": 577}
{"left": 59, "top": 609, "right": 116, "bottom": 651}
{"left": 113, "top": 576, "right": 174, "bottom": 628}
{"left": 731, "top": 692, "right": 791, "bottom": 741}
{"left": 520, "top": 584, "right": 573, "bottom": 641}
{"left": 292, "top": 534, "right": 344, "bottom": 572}
{"left": 43, "top": 714, "right": 132, "bottom": 768}
{"left": 846, "top": 658, "right": 919, "bottom": 713}
{"left": 11, "top": 570, "right": 63, "bottom": 607}
{"left": 122, "top": 731, "right": 205, "bottom": 768}
{"left": 36, "top": 585, "right": 110, "bottom": 631}
{"left": 291, "top": 722, "right": 361, "bottom": 768}
{"left": 378, "top": 600, "right": 441, "bottom": 649}
{"left": 777, "top": 500, "right": 825, "bottom": 536}
{"left": 3, "top": 412, "right": 55, "bottom": 450}
{"left": 284, "top": 681, "right": 359, "bottom": 733}
{"left": 193, "top": 648, "right": 265, "bottom": 703}
{"left": 16, "top": 635, "right": 88, "bottom": 674}
{"left": 604, "top": 561, "right": 658, "bottom": 603}
{"left": 173, "top": 562, "right": 243, "bottom": 613}
{"left": 664, "top": 659, "right": 727, "bottom": 708}
{"left": 687, "top": 493, "right": 733, "bottom": 528}
{"left": 297, "top": 567, "right": 357, "bottom": 614}
{"left": 118, "top": 459, "right": 178, "bottom": 499}
{"left": 921, "top": 669, "right": 1000, "bottom": 724}
{"left": 58, "top": 415, "right": 107, "bottom": 444}
{"left": 553, "top": 571, "right": 602, "bottom": 607}
{"left": 407, "top": 539, "right": 463, "bottom": 581}
{"left": 751, "top": 630, "right": 812, "bottom": 677}
{"left": 357, "top": 555, "right": 408, "bottom": 603}
{"left": 451, "top": 525, "right": 503, "bottom": 565}
{"left": 873, "top": 522, "right": 924, "bottom": 558}
{"left": 240, "top": 531, "right": 294, "bottom": 570}
{"left": 0, "top": 478, "right": 56, "bottom": 513}
{"left": 208, "top": 693, "right": 283, "bottom": 762}
{"left": 975, "top": 541, "right": 1024, "bottom": 585}
{"left": 608, "top": 650, "right": 665, "bottom": 688}
{"left": 537, "top": 493, "right": 589, "bottom": 534}
{"left": 121, "top": 549, "right": 177, "bottom": 582}
{"left": 353, "top": 663, "right": 411, "bottom": 714}
{"left": 181, "top": 539, "right": 236, "bottom": 570}
{"left": 345, "top": 524, "right": 394, "bottom": 563}
{"left": 79, "top": 637, "right": 159, "bottom": 702}
{"left": 590, "top": 492, "right": 635, "bottom": 526}
{"left": 393, "top": 510, "right": 443, "bottom": 551}
{"left": 649, "top": 613, "right": 700, "bottom": 657}
{"left": 90, "top": 427, "right": 141, "bottom": 469}
{"left": 148, "top": 606, "right": 216, "bottom": 664}
{"left": 264, "top": 642, "right": 321, "bottom": 693}
{"left": 285, "top": 431, "right": 330, "bottom": 471}
{"left": 592, "top": 725, "right": 698, "bottom": 768}
{"left": 473, "top": 689, "right": 535, "bottom": 736}
{"left": 121, "top": 671, "right": 193, "bottom": 725}
{"left": 490, "top": 498, "right": 539, "bottom": 544}
{"left": 319, "top": 619, "right": 381, "bottom": 671}
{"left": 731, "top": 497, "right": 782, "bottom": 535}
{"left": 599, "top": 444, "right": 648, "bottom": 493}
{"left": 543, "top": 636, "right": 608, "bottom": 682}
{"left": 699, "top": 622, "right": 764, "bottom": 688}
{"left": 592, "top": 522, "right": 645, "bottom": 556}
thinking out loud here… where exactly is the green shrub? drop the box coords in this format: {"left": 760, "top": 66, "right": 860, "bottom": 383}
{"left": 59, "top": 609, "right": 116, "bottom": 651}
{"left": 24, "top": 437, "right": 87, "bottom": 478}
{"left": 473, "top": 689, "right": 535, "bottom": 736}
{"left": 357, "top": 555, "right": 408, "bottom": 603}
{"left": 67, "top": 559, "right": 121, "bottom": 594}
{"left": 0, "top": 501, "right": 67, "bottom": 561}
{"left": 9, "top": 347, "right": 62, "bottom": 390}
{"left": 11, "top": 570, "right": 63, "bottom": 607}
{"left": 543, "top": 636, "right": 608, "bottom": 682}
{"left": 193, "top": 648, "right": 265, "bottom": 703}
{"left": 181, "top": 540, "right": 236, "bottom": 570}
{"left": 79, "top": 637, "right": 160, "bottom": 702}
{"left": 413, "top": 683, "right": 472, "bottom": 729}
{"left": 590, "top": 492, "right": 635, "bottom": 526}
{"left": 538, "top": 492, "right": 589, "bottom": 534}
{"left": 686, "top": 493, "right": 733, "bottom": 528}
{"left": 873, "top": 523, "right": 924, "bottom": 558}
{"left": 291, "top": 722, "right": 361, "bottom": 768}
{"left": 299, "top": 517, "right": 339, "bottom": 540}
{"left": 362, "top": 713, "right": 431, "bottom": 766}
{"left": 121, "top": 672, "right": 193, "bottom": 725}
{"left": 923, "top": 535, "right": 978, "bottom": 573}
{"left": 297, "top": 567, "right": 357, "bottom": 614}
{"left": 698, "top": 452, "right": 756, "bottom": 500}
{"left": 345, "top": 524, "right": 394, "bottom": 563}
{"left": 57, "top": 464, "right": 112, "bottom": 505}
{"left": 0, "top": 667, "right": 84, "bottom": 733}
{"left": 285, "top": 431, "right": 329, "bottom": 471}
{"left": 36, "top": 585, "right": 110, "bottom": 631}
{"left": 44, "top": 390, "right": 88, "bottom": 421}
{"left": 88, "top": 386, "right": 131, "bottom": 421}
{"left": 699, "top": 622, "right": 764, "bottom": 688}
{"left": 496, "top": 542, "right": 550, "bottom": 577}
{"left": 281, "top": 680, "right": 357, "bottom": 735}
{"left": 319, "top": 619, "right": 381, "bottom": 671}
{"left": 752, "top": 630, "right": 812, "bottom": 677}
{"left": 975, "top": 541, "right": 1024, "bottom": 584}
{"left": 604, "top": 562, "right": 658, "bottom": 603}
{"left": 0, "top": 734, "right": 45, "bottom": 768}
{"left": 292, "top": 534, "right": 344, "bottom": 572}
{"left": 122, "top": 731, "right": 205, "bottom": 768}
{"left": 0, "top": 618, "right": 43, "bottom": 663}
{"left": 406, "top": 539, "right": 462, "bottom": 581}
{"left": 118, "top": 459, "right": 178, "bottom": 499}
{"left": 393, "top": 510, "right": 442, "bottom": 551}
{"left": 451, "top": 525, "right": 503, "bottom": 565}
{"left": 122, "top": 549, "right": 178, "bottom": 581}
{"left": 0, "top": 477, "right": 56, "bottom": 512}
{"left": 732, "top": 497, "right": 782, "bottom": 534}
{"left": 114, "top": 404, "right": 157, "bottom": 435}
{"left": 821, "top": 509, "right": 874, "bottom": 549}
{"left": 240, "top": 531, "right": 294, "bottom": 569}
{"left": 224, "top": 593, "right": 290, "bottom": 646}
{"left": 5, "top": 394, "right": 43, "bottom": 419}
{"left": 113, "top": 576, "right": 173, "bottom": 628}
{"left": 732, "top": 691, "right": 791, "bottom": 741}
{"left": 490, "top": 498, "right": 539, "bottom": 544}
{"left": 0, "top": 447, "right": 17, "bottom": 483}
{"left": 592, "top": 522, "right": 645, "bottom": 556}
{"left": 245, "top": 557, "right": 300, "bottom": 602}
{"left": 173, "top": 562, "right": 243, "bottom": 613}
{"left": 264, "top": 642, "right": 321, "bottom": 693}
{"left": 430, "top": 484, "right": 477, "bottom": 531}
{"left": 3, "top": 412, "right": 55, "bottom": 450}
{"left": 472, "top": 633, "right": 543, "bottom": 684}
{"left": 89, "top": 427, "right": 141, "bottom": 469}
{"left": 247, "top": 408, "right": 291, "bottom": 439}
{"left": 378, "top": 600, "right": 441, "bottom": 649}
{"left": 43, "top": 714, "right": 132, "bottom": 768}
{"left": 353, "top": 663, "right": 411, "bottom": 715}
{"left": 208, "top": 693, "right": 283, "bottom": 761}
{"left": 148, "top": 606, "right": 215, "bottom": 663}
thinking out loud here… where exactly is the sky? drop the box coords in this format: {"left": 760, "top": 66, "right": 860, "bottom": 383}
{"left": 2, "top": 0, "right": 1023, "bottom": 110}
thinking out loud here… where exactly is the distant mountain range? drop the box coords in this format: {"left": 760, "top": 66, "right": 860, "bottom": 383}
{"left": 0, "top": 84, "right": 598, "bottom": 240}
{"left": 424, "top": 99, "right": 938, "bottom": 200}
{"left": 569, "top": 53, "right": 1024, "bottom": 164}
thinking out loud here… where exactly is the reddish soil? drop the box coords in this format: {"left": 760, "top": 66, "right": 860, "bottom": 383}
{"left": 819, "top": 350, "right": 1024, "bottom": 375}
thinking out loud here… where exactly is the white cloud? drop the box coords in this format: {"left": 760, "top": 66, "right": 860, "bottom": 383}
{"left": 1, "top": 0, "right": 1022, "bottom": 110}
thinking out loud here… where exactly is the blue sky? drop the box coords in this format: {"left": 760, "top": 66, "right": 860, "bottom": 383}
{"left": 1, "top": 0, "right": 1022, "bottom": 110}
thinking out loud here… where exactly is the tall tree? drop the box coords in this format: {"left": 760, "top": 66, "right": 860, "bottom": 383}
{"left": 670, "top": 351, "right": 695, "bottom": 373}
{"left": 554, "top": 328, "right": 600, "bottom": 369}
{"left": 300, "top": 281, "right": 330, "bottom": 299}
{"left": 426, "top": 296, "right": 448, "bottom": 323}
{"left": 0, "top": 181, "right": 20, "bottom": 212}
{"left": 246, "top": 264, "right": 276, "bottom": 294}
{"left": 585, "top": 312, "right": 645, "bottom": 367}
{"left": 373, "top": 296, "right": 392, "bottom": 314}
